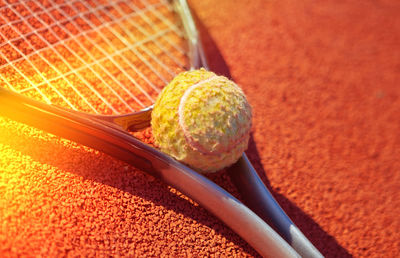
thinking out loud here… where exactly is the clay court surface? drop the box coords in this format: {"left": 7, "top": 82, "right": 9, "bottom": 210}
{"left": 0, "top": 0, "right": 399, "bottom": 257}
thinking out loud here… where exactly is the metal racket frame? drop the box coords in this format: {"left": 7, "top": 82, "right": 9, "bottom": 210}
{"left": 0, "top": 0, "right": 323, "bottom": 257}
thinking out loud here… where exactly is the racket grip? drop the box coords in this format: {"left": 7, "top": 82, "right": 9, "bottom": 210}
{"left": 229, "top": 154, "right": 324, "bottom": 258}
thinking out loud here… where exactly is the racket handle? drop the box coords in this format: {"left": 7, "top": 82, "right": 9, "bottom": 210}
{"left": 229, "top": 154, "right": 324, "bottom": 258}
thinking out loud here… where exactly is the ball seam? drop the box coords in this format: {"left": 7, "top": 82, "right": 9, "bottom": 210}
{"left": 178, "top": 75, "right": 251, "bottom": 156}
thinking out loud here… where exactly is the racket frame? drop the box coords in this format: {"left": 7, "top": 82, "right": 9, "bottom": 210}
{"left": 0, "top": 0, "right": 323, "bottom": 257}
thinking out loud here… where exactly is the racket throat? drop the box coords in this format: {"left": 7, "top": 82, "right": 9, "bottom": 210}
{"left": 91, "top": 108, "right": 153, "bottom": 131}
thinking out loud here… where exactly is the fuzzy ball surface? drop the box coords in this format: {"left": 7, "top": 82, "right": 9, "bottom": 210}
{"left": 151, "top": 69, "right": 252, "bottom": 173}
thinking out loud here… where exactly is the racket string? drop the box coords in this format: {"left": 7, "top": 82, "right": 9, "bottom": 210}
{"left": 2, "top": 1, "right": 105, "bottom": 113}
{"left": 0, "top": 0, "right": 190, "bottom": 114}
{"left": 84, "top": 0, "right": 189, "bottom": 107}
{"left": 0, "top": 0, "right": 136, "bottom": 113}
{"left": 0, "top": 1, "right": 108, "bottom": 53}
{"left": 103, "top": 0, "right": 187, "bottom": 83}
{"left": 83, "top": 1, "right": 166, "bottom": 99}
{"left": 1, "top": 1, "right": 122, "bottom": 113}
{"left": 59, "top": 0, "right": 152, "bottom": 111}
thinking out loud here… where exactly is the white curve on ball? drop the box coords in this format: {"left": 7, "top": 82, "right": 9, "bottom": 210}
{"left": 178, "top": 75, "right": 250, "bottom": 156}
{"left": 178, "top": 75, "right": 218, "bottom": 155}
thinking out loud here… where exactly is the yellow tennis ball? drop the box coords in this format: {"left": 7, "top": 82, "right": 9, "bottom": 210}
{"left": 151, "top": 69, "right": 252, "bottom": 173}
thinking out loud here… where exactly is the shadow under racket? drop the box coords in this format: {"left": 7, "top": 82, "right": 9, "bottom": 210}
{"left": 192, "top": 9, "right": 352, "bottom": 258}
{"left": 245, "top": 135, "right": 352, "bottom": 258}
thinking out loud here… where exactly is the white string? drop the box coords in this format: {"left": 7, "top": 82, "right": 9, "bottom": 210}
{"left": 19, "top": 29, "right": 172, "bottom": 94}
{"left": 105, "top": 1, "right": 177, "bottom": 80}
{"left": 90, "top": 0, "right": 170, "bottom": 85}
{"left": 0, "top": 53, "right": 52, "bottom": 104}
{"left": 6, "top": 4, "right": 102, "bottom": 113}
{"left": 0, "top": 1, "right": 103, "bottom": 51}
{"left": 34, "top": 0, "right": 156, "bottom": 110}
{"left": 53, "top": 2, "right": 153, "bottom": 108}
{"left": 107, "top": 1, "right": 186, "bottom": 74}
{"left": 18, "top": 1, "right": 119, "bottom": 114}
{"left": 138, "top": 0, "right": 187, "bottom": 54}
{"left": 134, "top": 0, "right": 187, "bottom": 56}
{"left": 22, "top": 1, "right": 136, "bottom": 113}
{"left": 82, "top": 0, "right": 169, "bottom": 93}
{"left": 70, "top": 0, "right": 158, "bottom": 102}
{"left": 0, "top": 21, "right": 79, "bottom": 111}
{"left": 33, "top": 1, "right": 146, "bottom": 110}
{"left": 32, "top": 1, "right": 168, "bottom": 111}
{"left": 0, "top": 0, "right": 189, "bottom": 114}
{"left": 18, "top": 28, "right": 169, "bottom": 93}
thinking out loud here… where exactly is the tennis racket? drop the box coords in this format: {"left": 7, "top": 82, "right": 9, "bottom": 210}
{"left": 0, "top": 0, "right": 322, "bottom": 257}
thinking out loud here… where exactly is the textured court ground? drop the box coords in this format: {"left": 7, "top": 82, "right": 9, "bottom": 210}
{"left": 0, "top": 0, "right": 399, "bottom": 257}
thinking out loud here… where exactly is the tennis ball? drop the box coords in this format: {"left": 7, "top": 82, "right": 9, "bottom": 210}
{"left": 151, "top": 69, "right": 252, "bottom": 173}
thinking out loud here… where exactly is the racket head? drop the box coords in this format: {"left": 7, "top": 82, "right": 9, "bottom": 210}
{"left": 0, "top": 0, "right": 202, "bottom": 118}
